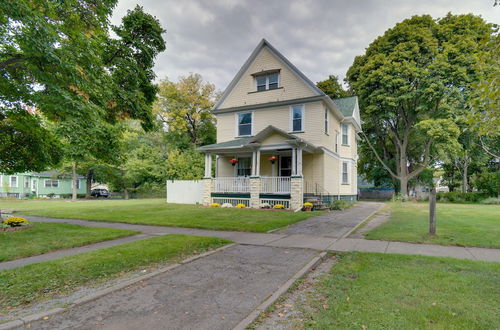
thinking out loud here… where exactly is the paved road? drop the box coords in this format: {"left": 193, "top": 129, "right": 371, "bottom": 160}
{"left": 25, "top": 245, "right": 317, "bottom": 330}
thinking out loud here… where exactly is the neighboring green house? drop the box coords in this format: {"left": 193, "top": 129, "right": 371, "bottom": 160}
{"left": 0, "top": 170, "right": 86, "bottom": 198}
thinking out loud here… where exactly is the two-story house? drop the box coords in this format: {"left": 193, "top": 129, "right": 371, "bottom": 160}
{"left": 198, "top": 39, "right": 361, "bottom": 210}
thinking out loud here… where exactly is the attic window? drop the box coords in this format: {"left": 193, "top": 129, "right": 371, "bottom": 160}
{"left": 253, "top": 70, "right": 280, "bottom": 91}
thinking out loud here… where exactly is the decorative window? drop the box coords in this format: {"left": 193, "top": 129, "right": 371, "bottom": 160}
{"left": 335, "top": 131, "right": 339, "bottom": 153}
{"left": 255, "top": 73, "right": 279, "bottom": 91}
{"left": 237, "top": 112, "right": 253, "bottom": 136}
{"left": 324, "top": 109, "right": 329, "bottom": 134}
{"left": 342, "top": 161, "right": 349, "bottom": 184}
{"left": 44, "top": 180, "right": 59, "bottom": 188}
{"left": 236, "top": 157, "right": 252, "bottom": 177}
{"left": 10, "top": 176, "right": 18, "bottom": 188}
{"left": 290, "top": 105, "right": 304, "bottom": 132}
{"left": 341, "top": 123, "right": 349, "bottom": 145}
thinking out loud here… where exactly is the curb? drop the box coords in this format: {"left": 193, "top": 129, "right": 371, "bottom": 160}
{"left": 0, "top": 243, "right": 236, "bottom": 330}
{"left": 233, "top": 251, "right": 327, "bottom": 330}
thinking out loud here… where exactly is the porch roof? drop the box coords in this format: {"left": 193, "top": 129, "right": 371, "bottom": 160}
{"left": 197, "top": 125, "right": 320, "bottom": 153}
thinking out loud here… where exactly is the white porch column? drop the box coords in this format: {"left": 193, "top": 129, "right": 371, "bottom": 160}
{"left": 291, "top": 148, "right": 297, "bottom": 176}
{"left": 204, "top": 153, "right": 212, "bottom": 178}
{"left": 255, "top": 149, "right": 261, "bottom": 177}
{"left": 296, "top": 148, "right": 303, "bottom": 176}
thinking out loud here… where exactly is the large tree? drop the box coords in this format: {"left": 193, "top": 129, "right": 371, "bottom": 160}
{"left": 155, "top": 73, "right": 218, "bottom": 147}
{"left": 316, "top": 75, "right": 351, "bottom": 99}
{"left": 347, "top": 14, "right": 496, "bottom": 197}
{"left": 0, "top": 1, "right": 165, "bottom": 180}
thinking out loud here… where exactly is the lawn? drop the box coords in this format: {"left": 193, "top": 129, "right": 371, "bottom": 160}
{"left": 0, "top": 199, "right": 322, "bottom": 232}
{"left": 298, "top": 252, "right": 500, "bottom": 329}
{"left": 0, "top": 222, "right": 137, "bottom": 262}
{"left": 365, "top": 202, "right": 500, "bottom": 248}
{"left": 0, "top": 234, "right": 229, "bottom": 311}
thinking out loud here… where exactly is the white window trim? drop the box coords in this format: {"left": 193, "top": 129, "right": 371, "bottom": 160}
{"left": 75, "top": 179, "right": 80, "bottom": 190}
{"left": 44, "top": 179, "right": 59, "bottom": 188}
{"left": 335, "top": 130, "right": 339, "bottom": 154}
{"left": 341, "top": 161, "right": 350, "bottom": 185}
{"left": 24, "top": 177, "right": 30, "bottom": 188}
{"left": 255, "top": 73, "right": 280, "bottom": 91}
{"left": 341, "top": 123, "right": 349, "bottom": 146}
{"left": 235, "top": 111, "right": 254, "bottom": 137}
{"left": 289, "top": 104, "right": 305, "bottom": 133}
{"left": 9, "top": 176, "right": 18, "bottom": 188}
{"left": 324, "top": 108, "right": 329, "bottom": 135}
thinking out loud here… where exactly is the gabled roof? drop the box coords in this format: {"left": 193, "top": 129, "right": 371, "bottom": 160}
{"left": 214, "top": 39, "right": 326, "bottom": 110}
{"left": 197, "top": 125, "right": 320, "bottom": 153}
{"left": 30, "top": 170, "right": 85, "bottom": 179}
{"left": 332, "top": 96, "right": 357, "bottom": 117}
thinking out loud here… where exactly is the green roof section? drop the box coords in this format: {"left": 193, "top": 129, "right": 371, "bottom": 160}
{"left": 197, "top": 137, "right": 253, "bottom": 150}
{"left": 332, "top": 96, "right": 357, "bottom": 117}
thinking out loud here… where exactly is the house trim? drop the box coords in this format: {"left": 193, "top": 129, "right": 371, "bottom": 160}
{"left": 213, "top": 95, "right": 324, "bottom": 114}
{"left": 289, "top": 104, "right": 305, "bottom": 133}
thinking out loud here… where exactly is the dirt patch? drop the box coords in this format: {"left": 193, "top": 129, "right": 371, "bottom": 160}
{"left": 253, "top": 255, "right": 338, "bottom": 330}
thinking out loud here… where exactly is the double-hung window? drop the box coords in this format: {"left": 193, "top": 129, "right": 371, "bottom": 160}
{"left": 75, "top": 180, "right": 80, "bottom": 189}
{"left": 24, "top": 178, "right": 30, "bottom": 188}
{"left": 10, "top": 176, "right": 18, "bottom": 188}
{"left": 44, "top": 180, "right": 59, "bottom": 188}
{"left": 255, "top": 72, "right": 279, "bottom": 91}
{"left": 342, "top": 162, "right": 349, "bottom": 184}
{"left": 324, "top": 109, "right": 329, "bottom": 134}
{"left": 237, "top": 112, "right": 252, "bottom": 136}
{"left": 341, "top": 123, "right": 349, "bottom": 145}
{"left": 335, "top": 131, "right": 339, "bottom": 153}
{"left": 290, "top": 105, "right": 304, "bottom": 132}
{"left": 236, "top": 157, "right": 252, "bottom": 177}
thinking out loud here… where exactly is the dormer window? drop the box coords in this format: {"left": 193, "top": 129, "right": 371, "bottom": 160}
{"left": 253, "top": 70, "right": 280, "bottom": 91}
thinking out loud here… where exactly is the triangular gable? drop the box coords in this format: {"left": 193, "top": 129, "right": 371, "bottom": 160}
{"left": 249, "top": 125, "right": 299, "bottom": 144}
{"left": 214, "top": 39, "right": 325, "bottom": 110}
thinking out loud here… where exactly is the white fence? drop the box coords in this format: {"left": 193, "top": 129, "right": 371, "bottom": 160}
{"left": 261, "top": 176, "right": 291, "bottom": 194}
{"left": 214, "top": 177, "right": 250, "bottom": 193}
{"left": 166, "top": 180, "right": 203, "bottom": 204}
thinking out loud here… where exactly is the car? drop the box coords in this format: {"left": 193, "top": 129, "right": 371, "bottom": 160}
{"left": 91, "top": 189, "right": 109, "bottom": 198}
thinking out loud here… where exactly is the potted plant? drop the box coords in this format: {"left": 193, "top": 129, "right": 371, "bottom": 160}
{"left": 268, "top": 155, "right": 277, "bottom": 164}
{"left": 303, "top": 202, "right": 313, "bottom": 211}
{"left": 229, "top": 158, "right": 238, "bottom": 166}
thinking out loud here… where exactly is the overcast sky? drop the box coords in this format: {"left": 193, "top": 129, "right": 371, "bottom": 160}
{"left": 111, "top": 0, "right": 499, "bottom": 91}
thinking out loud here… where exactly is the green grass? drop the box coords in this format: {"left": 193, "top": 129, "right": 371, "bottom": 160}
{"left": 0, "top": 199, "right": 321, "bottom": 232}
{"left": 302, "top": 252, "right": 500, "bottom": 329}
{"left": 365, "top": 202, "right": 500, "bottom": 248}
{"left": 0, "top": 222, "right": 137, "bottom": 262}
{"left": 0, "top": 234, "right": 229, "bottom": 311}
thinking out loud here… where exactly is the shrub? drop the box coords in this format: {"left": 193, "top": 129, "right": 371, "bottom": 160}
{"left": 303, "top": 202, "right": 313, "bottom": 208}
{"left": 480, "top": 197, "right": 500, "bottom": 205}
{"left": 436, "top": 191, "right": 490, "bottom": 203}
{"left": 221, "top": 203, "right": 233, "bottom": 208}
{"left": 330, "top": 200, "right": 353, "bottom": 210}
{"left": 259, "top": 203, "right": 271, "bottom": 209}
{"left": 209, "top": 203, "right": 220, "bottom": 208}
{"left": 3, "top": 217, "right": 30, "bottom": 227}
{"left": 236, "top": 203, "right": 246, "bottom": 208}
{"left": 273, "top": 204, "right": 285, "bottom": 209}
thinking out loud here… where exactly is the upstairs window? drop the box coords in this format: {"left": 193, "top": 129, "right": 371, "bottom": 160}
{"left": 237, "top": 112, "right": 253, "bottom": 136}
{"left": 255, "top": 72, "right": 279, "bottom": 91}
{"left": 342, "top": 161, "right": 349, "bottom": 184}
{"left": 290, "top": 105, "right": 304, "bottom": 132}
{"left": 324, "top": 109, "right": 329, "bottom": 134}
{"left": 341, "top": 123, "right": 349, "bottom": 145}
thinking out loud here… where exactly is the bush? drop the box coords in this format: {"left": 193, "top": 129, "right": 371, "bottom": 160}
{"left": 235, "top": 203, "right": 246, "bottom": 208}
{"left": 209, "top": 203, "right": 220, "bottom": 208}
{"left": 480, "top": 197, "right": 500, "bottom": 205}
{"left": 436, "top": 192, "right": 490, "bottom": 203}
{"left": 273, "top": 204, "right": 285, "bottom": 209}
{"left": 2, "top": 217, "right": 30, "bottom": 227}
{"left": 330, "top": 200, "right": 353, "bottom": 210}
{"left": 259, "top": 203, "right": 271, "bottom": 209}
{"left": 303, "top": 202, "right": 313, "bottom": 208}
{"left": 221, "top": 203, "right": 233, "bottom": 208}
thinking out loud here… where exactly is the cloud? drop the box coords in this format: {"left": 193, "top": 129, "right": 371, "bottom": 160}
{"left": 111, "top": 0, "right": 499, "bottom": 91}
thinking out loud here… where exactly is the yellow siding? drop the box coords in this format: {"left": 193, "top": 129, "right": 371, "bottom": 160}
{"left": 218, "top": 47, "right": 316, "bottom": 109}
{"left": 260, "top": 132, "right": 289, "bottom": 146}
{"left": 323, "top": 154, "right": 340, "bottom": 195}
{"left": 302, "top": 153, "right": 324, "bottom": 190}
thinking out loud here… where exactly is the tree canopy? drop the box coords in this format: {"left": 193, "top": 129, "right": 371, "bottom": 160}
{"left": 316, "top": 75, "right": 351, "bottom": 99}
{"left": 347, "top": 13, "right": 497, "bottom": 197}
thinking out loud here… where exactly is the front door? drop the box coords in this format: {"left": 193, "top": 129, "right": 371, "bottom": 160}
{"left": 279, "top": 156, "right": 292, "bottom": 177}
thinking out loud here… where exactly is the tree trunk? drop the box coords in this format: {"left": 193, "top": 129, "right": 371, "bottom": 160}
{"left": 86, "top": 169, "right": 94, "bottom": 199}
{"left": 399, "top": 176, "right": 409, "bottom": 199}
{"left": 71, "top": 162, "right": 77, "bottom": 202}
{"left": 399, "top": 147, "right": 409, "bottom": 199}
{"left": 429, "top": 187, "right": 436, "bottom": 236}
{"left": 462, "top": 152, "right": 468, "bottom": 193}
{"left": 124, "top": 188, "right": 129, "bottom": 200}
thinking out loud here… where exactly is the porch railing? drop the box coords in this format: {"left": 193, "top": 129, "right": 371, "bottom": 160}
{"left": 214, "top": 177, "right": 250, "bottom": 193}
{"left": 261, "top": 176, "right": 291, "bottom": 194}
